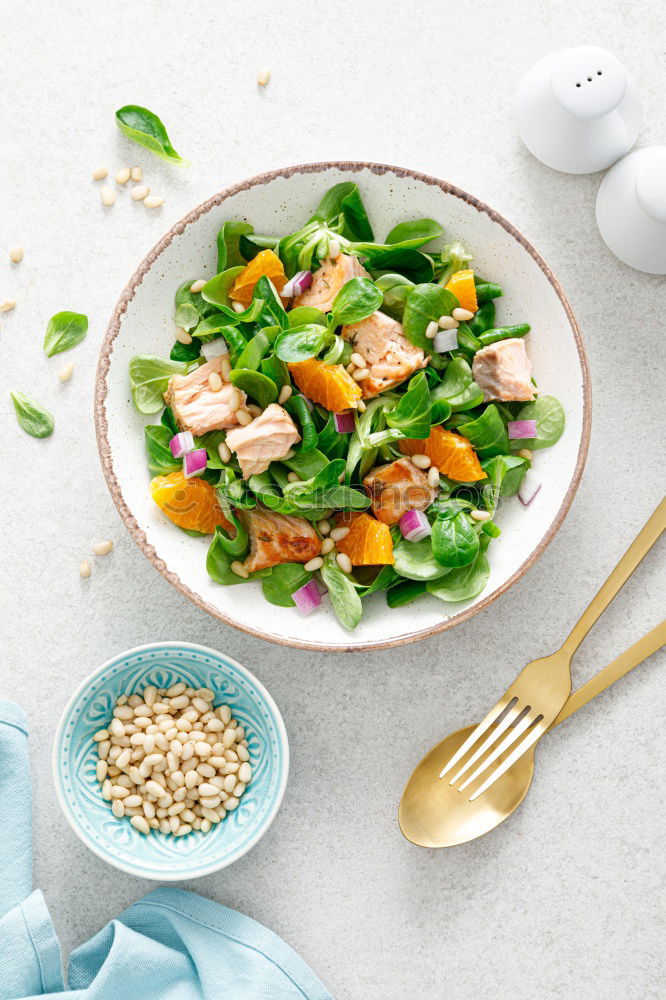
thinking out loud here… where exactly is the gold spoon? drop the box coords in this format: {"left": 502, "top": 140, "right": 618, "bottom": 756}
{"left": 399, "top": 620, "right": 664, "bottom": 847}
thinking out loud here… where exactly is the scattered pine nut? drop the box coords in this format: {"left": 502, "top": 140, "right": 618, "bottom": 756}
{"left": 227, "top": 388, "right": 241, "bottom": 411}
{"left": 58, "top": 362, "right": 74, "bottom": 382}
{"left": 278, "top": 384, "right": 292, "bottom": 404}
{"left": 175, "top": 327, "right": 192, "bottom": 345}
{"left": 231, "top": 560, "right": 249, "bottom": 578}
{"left": 236, "top": 408, "right": 253, "bottom": 426}
{"left": 304, "top": 556, "right": 324, "bottom": 572}
{"left": 131, "top": 185, "right": 150, "bottom": 201}
{"left": 93, "top": 540, "right": 113, "bottom": 556}
{"left": 470, "top": 509, "right": 491, "bottom": 522}
{"left": 320, "top": 537, "right": 335, "bottom": 554}
{"left": 92, "top": 166, "right": 108, "bottom": 180}
{"left": 317, "top": 519, "right": 331, "bottom": 535}
{"left": 115, "top": 167, "right": 131, "bottom": 184}
{"left": 330, "top": 526, "right": 350, "bottom": 542}
{"left": 220, "top": 357, "right": 232, "bottom": 381}
{"left": 352, "top": 368, "right": 370, "bottom": 381}
{"left": 350, "top": 352, "right": 366, "bottom": 369}
{"left": 247, "top": 403, "right": 262, "bottom": 417}
{"left": 232, "top": 301, "right": 245, "bottom": 313}
{"left": 287, "top": 472, "right": 300, "bottom": 483}
{"left": 438, "top": 315, "right": 458, "bottom": 329}
{"left": 79, "top": 559, "right": 91, "bottom": 579}
{"left": 130, "top": 166, "right": 143, "bottom": 182}
{"left": 427, "top": 465, "right": 440, "bottom": 488}
{"left": 0, "top": 300, "right": 16, "bottom": 313}
{"left": 144, "top": 195, "right": 165, "bottom": 208}
{"left": 411, "top": 453, "right": 431, "bottom": 469}
{"left": 257, "top": 67, "right": 271, "bottom": 86}
{"left": 208, "top": 372, "right": 223, "bottom": 392}
{"left": 336, "top": 552, "right": 353, "bottom": 573}
{"left": 452, "top": 307, "right": 474, "bottom": 321}
{"left": 425, "top": 320, "right": 439, "bottom": 339}
{"left": 190, "top": 279, "right": 206, "bottom": 294}
{"left": 101, "top": 185, "right": 116, "bottom": 206}
{"left": 9, "top": 246, "right": 24, "bottom": 264}
{"left": 217, "top": 441, "right": 231, "bottom": 463}
{"left": 518, "top": 448, "right": 533, "bottom": 461}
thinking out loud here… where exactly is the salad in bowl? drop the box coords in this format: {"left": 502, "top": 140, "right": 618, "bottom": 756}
{"left": 128, "top": 181, "right": 565, "bottom": 632}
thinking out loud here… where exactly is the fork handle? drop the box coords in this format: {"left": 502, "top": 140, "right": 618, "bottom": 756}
{"left": 559, "top": 497, "right": 666, "bottom": 658}
{"left": 550, "top": 619, "right": 665, "bottom": 729}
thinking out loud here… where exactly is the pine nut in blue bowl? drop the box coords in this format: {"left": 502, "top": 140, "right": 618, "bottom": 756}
{"left": 52, "top": 642, "right": 289, "bottom": 880}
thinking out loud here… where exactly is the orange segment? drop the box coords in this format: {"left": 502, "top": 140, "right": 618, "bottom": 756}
{"left": 288, "top": 358, "right": 362, "bottom": 412}
{"left": 229, "top": 249, "right": 287, "bottom": 307}
{"left": 150, "top": 471, "right": 233, "bottom": 535}
{"left": 445, "top": 269, "right": 478, "bottom": 314}
{"left": 400, "top": 426, "right": 484, "bottom": 482}
{"left": 335, "top": 512, "right": 394, "bottom": 566}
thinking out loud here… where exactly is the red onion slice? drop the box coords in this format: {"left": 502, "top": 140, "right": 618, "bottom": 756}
{"left": 433, "top": 329, "right": 459, "bottom": 354}
{"left": 334, "top": 411, "right": 355, "bottom": 433}
{"left": 281, "top": 270, "right": 312, "bottom": 298}
{"left": 518, "top": 471, "right": 541, "bottom": 506}
{"left": 169, "top": 431, "right": 195, "bottom": 458}
{"left": 292, "top": 578, "right": 322, "bottom": 615}
{"left": 183, "top": 448, "right": 208, "bottom": 478}
{"left": 508, "top": 419, "right": 538, "bottom": 440}
{"left": 399, "top": 509, "right": 432, "bottom": 542}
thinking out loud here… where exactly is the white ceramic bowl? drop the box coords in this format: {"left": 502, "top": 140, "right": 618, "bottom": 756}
{"left": 96, "top": 162, "right": 591, "bottom": 651}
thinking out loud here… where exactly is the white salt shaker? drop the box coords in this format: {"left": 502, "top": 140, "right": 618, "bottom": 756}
{"left": 514, "top": 46, "right": 641, "bottom": 174}
{"left": 596, "top": 146, "right": 666, "bottom": 274}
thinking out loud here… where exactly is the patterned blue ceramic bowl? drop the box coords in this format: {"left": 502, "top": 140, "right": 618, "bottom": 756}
{"left": 52, "top": 642, "right": 289, "bottom": 880}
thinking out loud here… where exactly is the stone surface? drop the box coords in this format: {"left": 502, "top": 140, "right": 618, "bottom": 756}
{"left": 0, "top": 1, "right": 664, "bottom": 998}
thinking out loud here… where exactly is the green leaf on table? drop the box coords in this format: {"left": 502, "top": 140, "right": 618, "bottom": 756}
{"left": 43, "top": 311, "right": 88, "bottom": 357}
{"left": 115, "top": 105, "right": 189, "bottom": 166}
{"left": 10, "top": 391, "right": 54, "bottom": 438}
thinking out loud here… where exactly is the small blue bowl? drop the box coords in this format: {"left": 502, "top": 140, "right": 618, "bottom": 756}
{"left": 52, "top": 642, "right": 289, "bottom": 880}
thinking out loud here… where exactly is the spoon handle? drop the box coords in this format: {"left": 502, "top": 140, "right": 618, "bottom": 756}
{"left": 550, "top": 619, "right": 666, "bottom": 730}
{"left": 559, "top": 497, "right": 665, "bottom": 659}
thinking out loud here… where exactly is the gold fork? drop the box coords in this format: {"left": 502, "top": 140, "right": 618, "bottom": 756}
{"left": 438, "top": 496, "right": 666, "bottom": 801}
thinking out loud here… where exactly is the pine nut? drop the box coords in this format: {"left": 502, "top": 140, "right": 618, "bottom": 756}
{"left": 330, "top": 526, "right": 350, "bottom": 542}
{"left": 350, "top": 352, "right": 366, "bottom": 369}
{"left": 130, "top": 185, "right": 150, "bottom": 201}
{"left": 470, "top": 509, "right": 491, "bottom": 522}
{"left": 215, "top": 440, "right": 231, "bottom": 464}
{"left": 317, "top": 518, "right": 331, "bottom": 536}
{"left": 0, "top": 300, "right": 16, "bottom": 312}
{"left": 231, "top": 560, "right": 249, "bottom": 579}
{"left": 115, "top": 167, "right": 131, "bottom": 184}
{"left": 190, "top": 279, "right": 206, "bottom": 294}
{"left": 438, "top": 315, "right": 458, "bottom": 329}
{"left": 93, "top": 540, "right": 113, "bottom": 556}
{"left": 238, "top": 762, "right": 252, "bottom": 783}
{"left": 411, "top": 453, "right": 431, "bottom": 469}
{"left": 304, "top": 556, "right": 323, "bottom": 571}
{"left": 98, "top": 741, "right": 111, "bottom": 760}
{"left": 278, "top": 384, "right": 293, "bottom": 404}
{"left": 425, "top": 321, "right": 439, "bottom": 339}
{"left": 320, "top": 537, "right": 335, "bottom": 555}
{"left": 225, "top": 387, "right": 240, "bottom": 411}
{"left": 111, "top": 785, "right": 129, "bottom": 799}
{"left": 352, "top": 368, "right": 370, "bottom": 381}
{"left": 257, "top": 66, "right": 271, "bottom": 86}
{"left": 336, "top": 552, "right": 353, "bottom": 573}
{"left": 144, "top": 195, "right": 165, "bottom": 208}
{"left": 518, "top": 448, "right": 533, "bottom": 461}
{"left": 175, "top": 326, "right": 192, "bottom": 345}
{"left": 131, "top": 815, "right": 150, "bottom": 835}
{"left": 208, "top": 371, "right": 223, "bottom": 392}
{"left": 452, "top": 307, "right": 474, "bottom": 321}
{"left": 58, "top": 362, "right": 74, "bottom": 382}
{"left": 237, "top": 744, "right": 250, "bottom": 762}
{"left": 232, "top": 301, "right": 245, "bottom": 313}
{"left": 101, "top": 185, "right": 116, "bottom": 206}
{"left": 225, "top": 796, "right": 240, "bottom": 811}
{"left": 9, "top": 246, "right": 24, "bottom": 263}
{"left": 236, "top": 408, "right": 253, "bottom": 426}
{"left": 428, "top": 465, "right": 440, "bottom": 488}
{"left": 287, "top": 471, "right": 300, "bottom": 483}
{"left": 218, "top": 705, "right": 232, "bottom": 725}
{"left": 92, "top": 166, "right": 108, "bottom": 180}
{"left": 93, "top": 728, "right": 109, "bottom": 742}
{"left": 112, "top": 799, "right": 125, "bottom": 818}
{"left": 168, "top": 682, "right": 186, "bottom": 697}
{"left": 247, "top": 403, "right": 262, "bottom": 417}
{"left": 96, "top": 760, "right": 108, "bottom": 782}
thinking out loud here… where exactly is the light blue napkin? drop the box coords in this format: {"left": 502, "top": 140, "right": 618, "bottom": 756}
{"left": 0, "top": 700, "right": 332, "bottom": 1000}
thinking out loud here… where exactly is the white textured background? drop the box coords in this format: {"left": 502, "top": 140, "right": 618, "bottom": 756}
{"left": 1, "top": 1, "right": 664, "bottom": 998}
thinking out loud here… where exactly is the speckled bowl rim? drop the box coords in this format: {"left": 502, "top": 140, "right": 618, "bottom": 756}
{"left": 51, "top": 640, "right": 290, "bottom": 880}
{"left": 95, "top": 161, "right": 592, "bottom": 653}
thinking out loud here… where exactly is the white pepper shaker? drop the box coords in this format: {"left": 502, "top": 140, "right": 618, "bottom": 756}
{"left": 514, "top": 46, "right": 641, "bottom": 174}
{"left": 596, "top": 146, "right": 666, "bottom": 274}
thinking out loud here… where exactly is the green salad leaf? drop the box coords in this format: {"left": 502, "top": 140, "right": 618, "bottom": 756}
{"left": 330, "top": 277, "right": 383, "bottom": 327}
{"left": 320, "top": 556, "right": 363, "bottom": 630}
{"left": 144, "top": 425, "right": 181, "bottom": 475}
{"left": 10, "top": 391, "right": 54, "bottom": 438}
{"left": 43, "top": 311, "right": 88, "bottom": 357}
{"left": 217, "top": 221, "right": 254, "bottom": 273}
{"left": 402, "top": 284, "right": 460, "bottom": 350}
{"left": 510, "top": 396, "right": 565, "bottom": 450}
{"left": 431, "top": 508, "right": 480, "bottom": 568}
{"left": 129, "top": 355, "right": 194, "bottom": 414}
{"left": 458, "top": 404, "right": 509, "bottom": 458}
{"left": 115, "top": 105, "right": 189, "bottom": 166}
{"left": 262, "top": 563, "right": 313, "bottom": 607}
{"left": 427, "top": 551, "right": 490, "bottom": 602}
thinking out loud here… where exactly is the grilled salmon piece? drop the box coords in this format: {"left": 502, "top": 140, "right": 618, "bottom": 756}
{"left": 225, "top": 403, "right": 300, "bottom": 479}
{"left": 363, "top": 457, "right": 437, "bottom": 525}
{"left": 164, "top": 357, "right": 245, "bottom": 436}
{"left": 240, "top": 508, "right": 320, "bottom": 573}
{"left": 293, "top": 254, "right": 369, "bottom": 313}
{"left": 342, "top": 310, "right": 425, "bottom": 398}
{"left": 472, "top": 338, "right": 535, "bottom": 402}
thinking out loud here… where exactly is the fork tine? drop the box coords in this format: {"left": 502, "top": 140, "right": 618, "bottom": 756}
{"left": 468, "top": 720, "right": 549, "bottom": 801}
{"left": 457, "top": 710, "right": 539, "bottom": 792}
{"left": 449, "top": 702, "right": 524, "bottom": 785}
{"left": 438, "top": 696, "right": 513, "bottom": 779}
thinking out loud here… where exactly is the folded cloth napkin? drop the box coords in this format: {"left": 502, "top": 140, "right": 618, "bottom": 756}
{"left": 0, "top": 700, "right": 332, "bottom": 1000}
